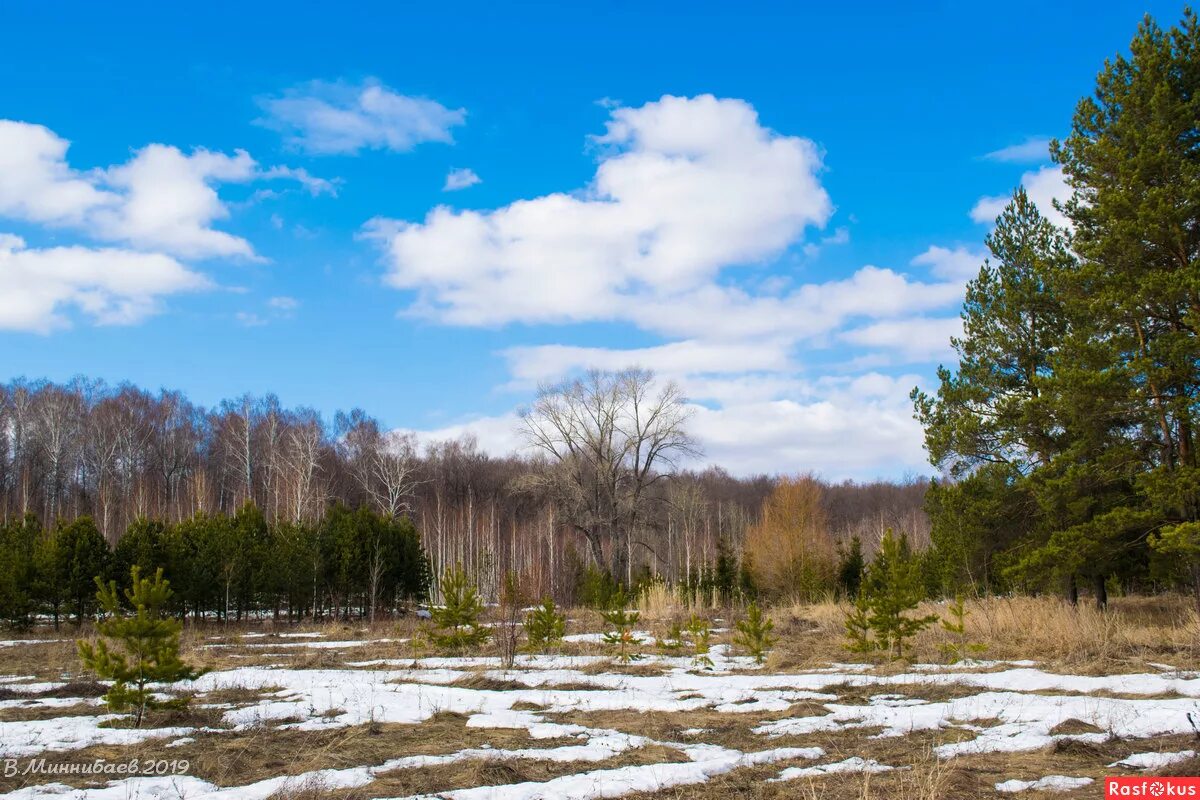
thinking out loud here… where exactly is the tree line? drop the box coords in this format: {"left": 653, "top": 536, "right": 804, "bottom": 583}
{"left": 913, "top": 10, "right": 1200, "bottom": 608}
{"left": 0, "top": 504, "right": 428, "bottom": 628}
{"left": 0, "top": 371, "right": 928, "bottom": 614}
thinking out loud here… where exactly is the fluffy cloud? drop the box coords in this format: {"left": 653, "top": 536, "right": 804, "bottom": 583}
{"left": 400, "top": 371, "right": 931, "bottom": 480}
{"left": 0, "top": 120, "right": 326, "bottom": 260}
{"left": 443, "top": 167, "right": 481, "bottom": 192}
{"left": 0, "top": 120, "right": 115, "bottom": 225}
{"left": 257, "top": 79, "right": 466, "bottom": 155}
{"left": 911, "top": 245, "right": 985, "bottom": 281}
{"left": 366, "top": 94, "right": 833, "bottom": 325}
{"left": 840, "top": 316, "right": 961, "bottom": 362}
{"left": 370, "top": 95, "right": 977, "bottom": 477}
{"left": 971, "top": 165, "right": 1070, "bottom": 228}
{"left": 983, "top": 136, "right": 1051, "bottom": 163}
{"left": 0, "top": 234, "right": 209, "bottom": 333}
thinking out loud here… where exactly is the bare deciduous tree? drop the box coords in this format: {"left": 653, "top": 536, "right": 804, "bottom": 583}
{"left": 520, "top": 368, "right": 699, "bottom": 584}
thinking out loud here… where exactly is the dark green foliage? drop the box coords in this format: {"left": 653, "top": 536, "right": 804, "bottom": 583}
{"left": 524, "top": 597, "right": 566, "bottom": 650}
{"left": 0, "top": 504, "right": 431, "bottom": 627}
{"left": 836, "top": 536, "right": 865, "bottom": 598}
{"left": 600, "top": 591, "right": 641, "bottom": 663}
{"left": 733, "top": 601, "right": 775, "bottom": 665}
{"left": 113, "top": 518, "right": 167, "bottom": 592}
{"left": 0, "top": 515, "right": 41, "bottom": 628}
{"left": 427, "top": 565, "right": 490, "bottom": 653}
{"left": 576, "top": 565, "right": 622, "bottom": 609}
{"left": 713, "top": 538, "right": 739, "bottom": 606}
{"left": 78, "top": 567, "right": 205, "bottom": 727}
{"left": 55, "top": 517, "right": 111, "bottom": 623}
{"left": 910, "top": 10, "right": 1200, "bottom": 607}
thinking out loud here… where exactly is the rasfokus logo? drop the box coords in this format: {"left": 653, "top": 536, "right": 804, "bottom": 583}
{"left": 1107, "top": 778, "right": 1200, "bottom": 797}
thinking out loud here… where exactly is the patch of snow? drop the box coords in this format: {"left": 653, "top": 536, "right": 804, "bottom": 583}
{"left": 1109, "top": 750, "right": 1196, "bottom": 770}
{"left": 756, "top": 690, "right": 1197, "bottom": 758}
{"left": 995, "top": 775, "right": 1094, "bottom": 793}
{"left": 0, "top": 715, "right": 194, "bottom": 758}
{"left": 768, "top": 756, "right": 896, "bottom": 781}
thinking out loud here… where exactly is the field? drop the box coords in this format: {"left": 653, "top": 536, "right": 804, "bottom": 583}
{"left": 0, "top": 595, "right": 1197, "bottom": 799}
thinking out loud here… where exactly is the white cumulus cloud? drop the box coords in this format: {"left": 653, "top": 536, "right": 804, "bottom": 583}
{"left": 365, "top": 94, "right": 833, "bottom": 326}
{"left": 0, "top": 234, "right": 209, "bottom": 333}
{"left": 0, "top": 119, "right": 328, "bottom": 260}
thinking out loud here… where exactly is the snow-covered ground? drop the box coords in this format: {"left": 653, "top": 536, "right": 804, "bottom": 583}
{"left": 0, "top": 636, "right": 1194, "bottom": 799}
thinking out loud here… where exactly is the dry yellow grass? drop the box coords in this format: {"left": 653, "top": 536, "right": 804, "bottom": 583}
{"left": 768, "top": 593, "right": 1199, "bottom": 673}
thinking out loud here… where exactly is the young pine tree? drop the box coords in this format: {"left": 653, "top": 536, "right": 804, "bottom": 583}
{"left": 864, "top": 531, "right": 938, "bottom": 660}
{"left": 939, "top": 594, "right": 987, "bottom": 663}
{"left": 601, "top": 591, "right": 642, "bottom": 663}
{"left": 734, "top": 601, "right": 776, "bottom": 665}
{"left": 686, "top": 614, "right": 713, "bottom": 669}
{"left": 843, "top": 589, "right": 875, "bottom": 655}
{"left": 524, "top": 597, "right": 566, "bottom": 651}
{"left": 428, "top": 565, "right": 490, "bottom": 654}
{"left": 78, "top": 567, "right": 205, "bottom": 728}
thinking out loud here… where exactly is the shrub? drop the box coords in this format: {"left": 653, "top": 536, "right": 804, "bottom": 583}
{"left": 497, "top": 571, "right": 527, "bottom": 670}
{"left": 78, "top": 566, "right": 204, "bottom": 727}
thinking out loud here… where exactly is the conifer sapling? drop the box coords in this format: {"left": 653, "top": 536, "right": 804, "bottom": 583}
{"left": 428, "top": 565, "right": 490, "bottom": 654}
{"left": 733, "top": 601, "right": 776, "bottom": 665}
{"left": 686, "top": 614, "right": 713, "bottom": 669}
{"left": 939, "top": 594, "right": 987, "bottom": 662}
{"left": 601, "top": 591, "right": 642, "bottom": 663}
{"left": 78, "top": 566, "right": 204, "bottom": 728}
{"left": 524, "top": 597, "right": 566, "bottom": 651}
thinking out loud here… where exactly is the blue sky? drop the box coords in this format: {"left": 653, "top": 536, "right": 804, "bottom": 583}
{"left": 0, "top": 1, "right": 1182, "bottom": 478}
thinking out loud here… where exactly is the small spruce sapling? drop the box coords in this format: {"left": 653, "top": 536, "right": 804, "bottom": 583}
{"left": 734, "top": 601, "right": 776, "bottom": 664}
{"left": 601, "top": 591, "right": 642, "bottom": 663}
{"left": 524, "top": 597, "right": 566, "bottom": 651}
{"left": 686, "top": 614, "right": 713, "bottom": 669}
{"left": 428, "top": 565, "right": 490, "bottom": 654}
{"left": 939, "top": 594, "right": 987, "bottom": 662}
{"left": 77, "top": 566, "right": 204, "bottom": 728}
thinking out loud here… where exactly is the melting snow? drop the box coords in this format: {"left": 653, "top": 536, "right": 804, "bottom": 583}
{"left": 995, "top": 775, "right": 1094, "bottom": 793}
{"left": 1109, "top": 749, "right": 1196, "bottom": 770}
{"left": 768, "top": 756, "right": 896, "bottom": 781}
